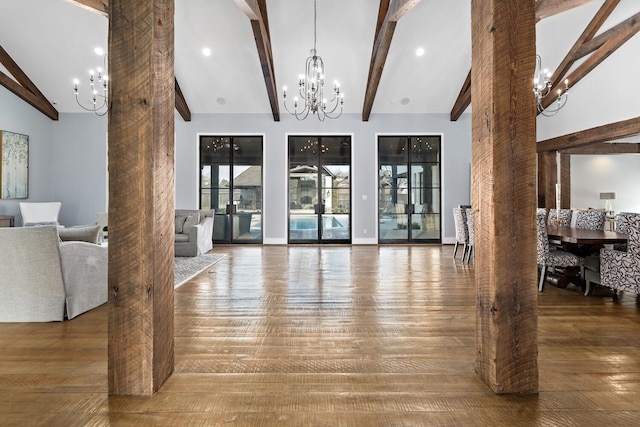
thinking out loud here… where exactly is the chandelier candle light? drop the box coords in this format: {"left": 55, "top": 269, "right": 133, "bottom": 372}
{"left": 282, "top": 0, "right": 344, "bottom": 121}
{"left": 533, "top": 54, "right": 568, "bottom": 117}
{"left": 73, "top": 48, "right": 109, "bottom": 116}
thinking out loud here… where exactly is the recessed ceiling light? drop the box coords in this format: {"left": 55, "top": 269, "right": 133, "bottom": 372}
{"left": 94, "top": 47, "right": 104, "bottom": 56}
{"left": 202, "top": 47, "right": 212, "bottom": 57}
{"left": 416, "top": 47, "right": 425, "bottom": 57}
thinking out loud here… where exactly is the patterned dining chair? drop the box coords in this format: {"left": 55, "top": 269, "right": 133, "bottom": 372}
{"left": 599, "top": 214, "right": 640, "bottom": 299}
{"left": 613, "top": 212, "right": 640, "bottom": 251}
{"left": 464, "top": 208, "right": 474, "bottom": 264}
{"left": 574, "top": 210, "right": 606, "bottom": 231}
{"left": 452, "top": 207, "right": 469, "bottom": 259}
{"left": 547, "top": 209, "right": 572, "bottom": 227}
{"left": 537, "top": 213, "right": 584, "bottom": 292}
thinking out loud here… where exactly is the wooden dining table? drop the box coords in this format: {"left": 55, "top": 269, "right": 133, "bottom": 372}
{"left": 546, "top": 225, "right": 627, "bottom": 245}
{"left": 545, "top": 225, "right": 628, "bottom": 291}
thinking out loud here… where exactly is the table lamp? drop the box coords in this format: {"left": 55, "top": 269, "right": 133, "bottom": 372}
{"left": 599, "top": 192, "right": 615, "bottom": 214}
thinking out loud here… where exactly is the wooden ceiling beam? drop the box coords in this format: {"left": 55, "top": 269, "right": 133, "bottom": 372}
{"left": 549, "top": 0, "right": 620, "bottom": 90}
{"left": 174, "top": 79, "right": 191, "bottom": 122}
{"left": 561, "top": 142, "right": 640, "bottom": 155}
{"left": 540, "top": 12, "right": 640, "bottom": 111}
{"left": 0, "top": 45, "right": 58, "bottom": 120}
{"left": 234, "top": 0, "right": 280, "bottom": 121}
{"left": 450, "top": 0, "right": 606, "bottom": 121}
{"left": 65, "top": 0, "right": 109, "bottom": 16}
{"left": 574, "top": 10, "right": 640, "bottom": 59}
{"left": 449, "top": 70, "right": 471, "bottom": 121}
{"left": 537, "top": 116, "right": 640, "bottom": 152}
{"left": 67, "top": 0, "right": 192, "bottom": 121}
{"left": 362, "top": 0, "right": 421, "bottom": 121}
{"left": 535, "top": 0, "right": 598, "bottom": 22}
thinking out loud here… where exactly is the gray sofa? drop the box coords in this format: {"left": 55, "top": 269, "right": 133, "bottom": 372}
{"left": 0, "top": 226, "right": 108, "bottom": 322}
{"left": 175, "top": 209, "right": 214, "bottom": 257}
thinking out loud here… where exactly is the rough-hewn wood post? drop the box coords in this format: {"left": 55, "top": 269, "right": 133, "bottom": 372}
{"left": 537, "top": 151, "right": 557, "bottom": 209}
{"left": 108, "top": 0, "right": 175, "bottom": 396}
{"left": 471, "top": 0, "right": 538, "bottom": 394}
{"left": 560, "top": 153, "right": 571, "bottom": 209}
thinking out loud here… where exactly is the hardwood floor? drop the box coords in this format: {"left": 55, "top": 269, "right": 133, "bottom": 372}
{"left": 1, "top": 245, "right": 640, "bottom": 426}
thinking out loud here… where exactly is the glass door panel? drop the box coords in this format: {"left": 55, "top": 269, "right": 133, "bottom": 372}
{"left": 200, "top": 136, "right": 262, "bottom": 243}
{"left": 289, "top": 136, "right": 351, "bottom": 243}
{"left": 379, "top": 136, "right": 441, "bottom": 243}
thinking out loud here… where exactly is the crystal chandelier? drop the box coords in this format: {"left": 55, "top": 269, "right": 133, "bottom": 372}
{"left": 282, "top": 0, "right": 344, "bottom": 121}
{"left": 533, "top": 55, "right": 569, "bottom": 117}
{"left": 73, "top": 48, "right": 108, "bottom": 116}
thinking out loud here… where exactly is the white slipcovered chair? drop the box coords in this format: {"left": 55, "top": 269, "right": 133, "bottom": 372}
{"left": 19, "top": 202, "right": 62, "bottom": 226}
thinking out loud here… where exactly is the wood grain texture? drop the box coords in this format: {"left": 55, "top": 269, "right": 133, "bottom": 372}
{"left": 2, "top": 245, "right": 640, "bottom": 424}
{"left": 107, "top": 0, "right": 175, "bottom": 396}
{"left": 471, "top": 0, "right": 538, "bottom": 393}
{"left": 561, "top": 142, "right": 640, "bottom": 155}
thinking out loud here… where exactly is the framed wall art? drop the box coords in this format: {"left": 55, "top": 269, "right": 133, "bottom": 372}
{"left": 0, "top": 130, "right": 29, "bottom": 199}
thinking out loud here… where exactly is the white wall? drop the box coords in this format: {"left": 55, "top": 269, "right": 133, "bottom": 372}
{"left": 570, "top": 154, "right": 640, "bottom": 213}
{"left": 175, "top": 112, "right": 472, "bottom": 243}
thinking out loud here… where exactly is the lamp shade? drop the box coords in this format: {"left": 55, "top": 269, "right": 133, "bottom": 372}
{"left": 599, "top": 192, "right": 615, "bottom": 200}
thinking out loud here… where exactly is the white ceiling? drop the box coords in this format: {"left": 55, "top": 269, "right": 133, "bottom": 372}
{"left": 0, "top": 0, "right": 638, "bottom": 119}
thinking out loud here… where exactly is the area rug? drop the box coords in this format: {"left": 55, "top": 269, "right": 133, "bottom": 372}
{"left": 174, "top": 253, "right": 226, "bottom": 288}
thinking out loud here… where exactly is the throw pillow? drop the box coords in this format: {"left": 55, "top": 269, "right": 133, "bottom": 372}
{"left": 183, "top": 212, "right": 201, "bottom": 231}
{"left": 58, "top": 224, "right": 100, "bottom": 244}
{"left": 175, "top": 215, "right": 187, "bottom": 234}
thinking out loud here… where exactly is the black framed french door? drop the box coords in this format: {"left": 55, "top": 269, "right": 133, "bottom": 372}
{"left": 378, "top": 135, "right": 441, "bottom": 243}
{"left": 199, "top": 135, "right": 263, "bottom": 244}
{"left": 288, "top": 135, "right": 351, "bottom": 244}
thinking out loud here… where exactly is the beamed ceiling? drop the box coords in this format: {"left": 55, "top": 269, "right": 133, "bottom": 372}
{"left": 0, "top": 0, "right": 639, "bottom": 137}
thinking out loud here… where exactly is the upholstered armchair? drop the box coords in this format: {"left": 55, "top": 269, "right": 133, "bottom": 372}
{"left": 175, "top": 209, "right": 214, "bottom": 257}
{"left": 600, "top": 214, "right": 640, "bottom": 298}
{"left": 537, "top": 213, "right": 583, "bottom": 292}
{"left": 613, "top": 212, "right": 638, "bottom": 251}
{"left": 19, "top": 202, "right": 61, "bottom": 226}
{"left": 452, "top": 207, "right": 469, "bottom": 259}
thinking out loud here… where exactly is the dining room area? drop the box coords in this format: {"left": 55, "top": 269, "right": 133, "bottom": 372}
{"left": 536, "top": 207, "right": 640, "bottom": 298}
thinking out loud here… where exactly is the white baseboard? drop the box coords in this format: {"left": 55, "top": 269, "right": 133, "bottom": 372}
{"left": 263, "top": 238, "right": 287, "bottom": 245}
{"left": 351, "top": 238, "right": 378, "bottom": 245}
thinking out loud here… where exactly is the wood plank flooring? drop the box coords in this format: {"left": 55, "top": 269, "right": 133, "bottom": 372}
{"left": 1, "top": 245, "right": 640, "bottom": 426}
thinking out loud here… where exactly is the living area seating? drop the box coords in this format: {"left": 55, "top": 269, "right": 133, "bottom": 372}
{"left": 599, "top": 214, "right": 640, "bottom": 298}
{"left": 19, "top": 202, "right": 61, "bottom": 226}
{"left": 175, "top": 209, "right": 214, "bottom": 257}
{"left": 0, "top": 226, "right": 107, "bottom": 322}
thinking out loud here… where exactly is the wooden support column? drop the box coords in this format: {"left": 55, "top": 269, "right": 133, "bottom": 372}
{"left": 537, "top": 151, "right": 557, "bottom": 209}
{"left": 471, "top": 0, "right": 538, "bottom": 394}
{"left": 560, "top": 153, "right": 571, "bottom": 208}
{"left": 108, "top": 0, "right": 175, "bottom": 396}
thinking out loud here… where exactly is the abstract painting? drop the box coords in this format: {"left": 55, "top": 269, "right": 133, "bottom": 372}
{"left": 0, "top": 130, "right": 29, "bottom": 199}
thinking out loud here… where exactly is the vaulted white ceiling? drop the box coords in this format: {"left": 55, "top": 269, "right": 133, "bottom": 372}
{"left": 0, "top": 0, "right": 639, "bottom": 123}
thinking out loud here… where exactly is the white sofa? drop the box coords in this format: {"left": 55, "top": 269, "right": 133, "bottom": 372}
{"left": 0, "top": 226, "right": 107, "bottom": 322}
